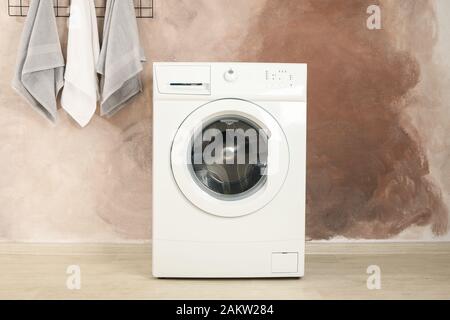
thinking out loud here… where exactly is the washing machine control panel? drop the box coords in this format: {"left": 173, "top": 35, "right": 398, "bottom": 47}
{"left": 264, "top": 68, "right": 296, "bottom": 89}
{"left": 154, "top": 63, "right": 307, "bottom": 101}
{"left": 215, "top": 63, "right": 307, "bottom": 100}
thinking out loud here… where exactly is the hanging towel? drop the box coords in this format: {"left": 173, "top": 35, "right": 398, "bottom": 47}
{"left": 12, "top": 0, "right": 65, "bottom": 122}
{"left": 97, "top": 0, "right": 146, "bottom": 117}
{"left": 61, "top": 0, "right": 100, "bottom": 127}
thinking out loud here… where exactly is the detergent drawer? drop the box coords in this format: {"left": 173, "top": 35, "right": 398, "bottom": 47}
{"left": 155, "top": 65, "right": 211, "bottom": 95}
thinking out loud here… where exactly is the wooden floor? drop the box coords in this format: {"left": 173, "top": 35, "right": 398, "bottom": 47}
{"left": 0, "top": 243, "right": 449, "bottom": 300}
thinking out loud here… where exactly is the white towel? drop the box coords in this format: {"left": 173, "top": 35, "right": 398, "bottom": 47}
{"left": 97, "top": 0, "right": 146, "bottom": 117}
{"left": 61, "top": 0, "right": 100, "bottom": 127}
{"left": 12, "top": 0, "right": 65, "bottom": 122}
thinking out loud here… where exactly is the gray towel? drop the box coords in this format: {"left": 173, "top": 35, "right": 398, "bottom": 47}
{"left": 97, "top": 0, "right": 146, "bottom": 117}
{"left": 12, "top": 0, "right": 65, "bottom": 122}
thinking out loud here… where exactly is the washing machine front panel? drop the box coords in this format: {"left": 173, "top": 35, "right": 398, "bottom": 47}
{"left": 171, "top": 99, "right": 290, "bottom": 218}
{"left": 153, "top": 62, "right": 306, "bottom": 278}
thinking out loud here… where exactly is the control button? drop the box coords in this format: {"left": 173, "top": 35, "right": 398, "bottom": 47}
{"left": 224, "top": 69, "right": 238, "bottom": 82}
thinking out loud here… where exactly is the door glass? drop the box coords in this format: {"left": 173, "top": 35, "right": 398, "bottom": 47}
{"left": 190, "top": 116, "right": 268, "bottom": 199}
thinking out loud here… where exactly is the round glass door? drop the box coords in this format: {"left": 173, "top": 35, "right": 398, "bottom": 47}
{"left": 171, "top": 99, "right": 289, "bottom": 217}
{"left": 190, "top": 116, "right": 268, "bottom": 200}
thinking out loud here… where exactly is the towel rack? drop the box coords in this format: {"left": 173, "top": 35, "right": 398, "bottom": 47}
{"left": 8, "top": 0, "right": 154, "bottom": 18}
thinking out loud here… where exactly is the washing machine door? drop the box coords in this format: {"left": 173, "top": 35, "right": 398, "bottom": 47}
{"left": 171, "top": 99, "right": 289, "bottom": 217}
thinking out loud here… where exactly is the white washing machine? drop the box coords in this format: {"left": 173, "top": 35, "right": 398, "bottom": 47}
{"left": 152, "top": 62, "right": 307, "bottom": 278}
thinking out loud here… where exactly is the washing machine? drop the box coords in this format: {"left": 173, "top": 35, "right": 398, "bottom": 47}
{"left": 152, "top": 62, "right": 307, "bottom": 278}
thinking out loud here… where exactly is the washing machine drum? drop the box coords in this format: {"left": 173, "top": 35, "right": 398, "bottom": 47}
{"left": 191, "top": 117, "right": 268, "bottom": 197}
{"left": 171, "top": 99, "right": 290, "bottom": 218}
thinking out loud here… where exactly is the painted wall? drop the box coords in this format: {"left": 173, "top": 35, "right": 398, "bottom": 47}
{"left": 0, "top": 0, "right": 448, "bottom": 242}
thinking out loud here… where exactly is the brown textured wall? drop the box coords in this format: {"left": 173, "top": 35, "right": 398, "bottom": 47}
{"left": 238, "top": 0, "right": 449, "bottom": 239}
{"left": 0, "top": 0, "right": 448, "bottom": 242}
